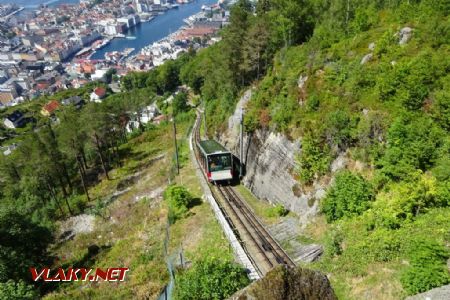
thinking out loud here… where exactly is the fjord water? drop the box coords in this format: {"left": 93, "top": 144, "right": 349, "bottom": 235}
{"left": 2, "top": 0, "right": 216, "bottom": 60}
{"left": 0, "top": 0, "right": 80, "bottom": 8}
{"left": 90, "top": 0, "right": 216, "bottom": 60}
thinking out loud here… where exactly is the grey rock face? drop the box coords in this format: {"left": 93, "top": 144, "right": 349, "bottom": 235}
{"left": 222, "top": 128, "right": 341, "bottom": 226}
{"left": 228, "top": 89, "right": 252, "bottom": 132}
{"left": 361, "top": 53, "right": 373, "bottom": 65}
{"left": 268, "top": 218, "right": 323, "bottom": 263}
{"left": 406, "top": 284, "right": 450, "bottom": 300}
{"left": 268, "top": 218, "right": 301, "bottom": 242}
{"left": 368, "top": 42, "right": 376, "bottom": 51}
{"left": 298, "top": 74, "right": 308, "bottom": 89}
{"left": 220, "top": 90, "right": 346, "bottom": 227}
{"left": 243, "top": 130, "right": 320, "bottom": 225}
{"left": 399, "top": 27, "right": 413, "bottom": 45}
{"left": 331, "top": 152, "right": 348, "bottom": 172}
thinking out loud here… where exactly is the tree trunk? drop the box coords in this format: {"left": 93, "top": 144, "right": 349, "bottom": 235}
{"left": 80, "top": 147, "right": 88, "bottom": 170}
{"left": 94, "top": 133, "right": 110, "bottom": 180}
{"left": 11, "top": 163, "right": 20, "bottom": 181}
{"left": 137, "top": 112, "right": 144, "bottom": 132}
{"left": 257, "top": 51, "right": 261, "bottom": 79}
{"left": 77, "top": 156, "right": 90, "bottom": 201}
{"left": 59, "top": 176, "right": 68, "bottom": 198}
{"left": 122, "top": 128, "right": 127, "bottom": 143}
{"left": 78, "top": 154, "right": 86, "bottom": 177}
{"left": 62, "top": 163, "right": 72, "bottom": 192}
{"left": 59, "top": 177, "right": 73, "bottom": 215}
{"left": 115, "top": 144, "right": 122, "bottom": 166}
{"left": 64, "top": 197, "right": 73, "bottom": 215}
{"left": 47, "top": 181, "right": 64, "bottom": 216}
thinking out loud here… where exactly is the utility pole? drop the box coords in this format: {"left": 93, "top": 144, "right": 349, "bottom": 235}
{"left": 203, "top": 100, "right": 207, "bottom": 139}
{"left": 240, "top": 108, "right": 244, "bottom": 178}
{"left": 172, "top": 116, "right": 179, "bottom": 175}
{"left": 180, "top": 242, "right": 184, "bottom": 268}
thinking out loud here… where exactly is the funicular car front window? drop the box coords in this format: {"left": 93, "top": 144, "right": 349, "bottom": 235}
{"left": 208, "top": 154, "right": 231, "bottom": 171}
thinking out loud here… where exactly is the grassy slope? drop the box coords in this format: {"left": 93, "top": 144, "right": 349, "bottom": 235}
{"left": 44, "top": 112, "right": 233, "bottom": 299}
{"left": 234, "top": 184, "right": 294, "bottom": 225}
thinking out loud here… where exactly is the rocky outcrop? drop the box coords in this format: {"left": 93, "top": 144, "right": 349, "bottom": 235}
{"left": 220, "top": 90, "right": 347, "bottom": 227}
{"left": 228, "top": 89, "right": 252, "bottom": 134}
{"left": 406, "top": 284, "right": 450, "bottom": 300}
{"left": 223, "top": 128, "right": 346, "bottom": 226}
{"left": 361, "top": 53, "right": 373, "bottom": 65}
{"left": 268, "top": 218, "right": 323, "bottom": 263}
{"left": 399, "top": 27, "right": 413, "bottom": 45}
{"left": 229, "top": 265, "right": 337, "bottom": 300}
{"left": 297, "top": 75, "right": 308, "bottom": 89}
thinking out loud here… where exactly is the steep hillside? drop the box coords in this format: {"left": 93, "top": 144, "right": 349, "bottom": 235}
{"left": 181, "top": 0, "right": 450, "bottom": 298}
{"left": 1, "top": 0, "right": 448, "bottom": 299}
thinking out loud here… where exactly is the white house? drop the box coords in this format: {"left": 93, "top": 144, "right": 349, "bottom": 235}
{"left": 90, "top": 87, "right": 107, "bottom": 102}
{"left": 91, "top": 69, "right": 108, "bottom": 81}
{"left": 1, "top": 143, "right": 18, "bottom": 156}
{"left": 3, "top": 110, "right": 26, "bottom": 129}
{"left": 126, "top": 103, "right": 160, "bottom": 132}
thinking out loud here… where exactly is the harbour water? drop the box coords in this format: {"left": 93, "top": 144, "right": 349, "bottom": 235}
{"left": 1, "top": 0, "right": 216, "bottom": 61}
{"left": 90, "top": 0, "right": 216, "bottom": 60}
{"left": 0, "top": 0, "right": 80, "bottom": 8}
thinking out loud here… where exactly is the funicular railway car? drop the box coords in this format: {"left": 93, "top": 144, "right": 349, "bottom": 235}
{"left": 197, "top": 140, "right": 233, "bottom": 182}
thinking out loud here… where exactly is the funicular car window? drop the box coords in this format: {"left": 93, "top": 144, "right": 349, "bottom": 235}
{"left": 208, "top": 154, "right": 231, "bottom": 172}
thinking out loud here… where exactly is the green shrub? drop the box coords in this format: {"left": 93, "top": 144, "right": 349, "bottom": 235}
{"left": 378, "top": 113, "right": 443, "bottom": 181}
{"left": 128, "top": 128, "right": 143, "bottom": 139}
{"left": 243, "top": 108, "right": 260, "bottom": 132}
{"left": 326, "top": 228, "right": 344, "bottom": 257}
{"left": 69, "top": 194, "right": 87, "bottom": 214}
{"left": 267, "top": 203, "right": 289, "bottom": 217}
{"left": 324, "top": 110, "right": 356, "bottom": 150}
{"left": 270, "top": 94, "right": 297, "bottom": 132}
{"left": 376, "top": 63, "right": 398, "bottom": 102}
{"left": 374, "top": 28, "right": 397, "bottom": 57}
{"left": 0, "top": 210, "right": 53, "bottom": 283}
{"left": 432, "top": 156, "right": 450, "bottom": 181}
{"left": 175, "top": 258, "right": 250, "bottom": 300}
{"left": 172, "top": 92, "right": 189, "bottom": 116}
{"left": 163, "top": 185, "right": 194, "bottom": 223}
{"left": 298, "top": 133, "right": 332, "bottom": 184}
{"left": 306, "top": 94, "right": 320, "bottom": 112}
{"left": 354, "top": 110, "right": 387, "bottom": 162}
{"left": 350, "top": 5, "right": 378, "bottom": 33}
{"left": 367, "top": 173, "right": 448, "bottom": 230}
{"left": 355, "top": 228, "right": 401, "bottom": 262}
{"left": 321, "top": 171, "right": 374, "bottom": 222}
{"left": 0, "top": 280, "right": 38, "bottom": 300}
{"left": 400, "top": 239, "right": 450, "bottom": 295}
{"left": 432, "top": 81, "right": 450, "bottom": 130}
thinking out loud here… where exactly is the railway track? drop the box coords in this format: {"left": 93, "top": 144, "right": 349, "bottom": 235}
{"left": 218, "top": 185, "right": 295, "bottom": 268}
{"left": 192, "top": 112, "right": 295, "bottom": 276}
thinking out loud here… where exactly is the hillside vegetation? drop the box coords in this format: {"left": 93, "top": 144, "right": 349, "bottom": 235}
{"left": 0, "top": 0, "right": 448, "bottom": 299}
{"left": 178, "top": 0, "right": 450, "bottom": 298}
